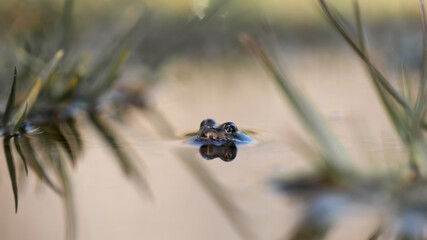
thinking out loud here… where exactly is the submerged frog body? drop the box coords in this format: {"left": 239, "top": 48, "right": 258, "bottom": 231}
{"left": 189, "top": 118, "right": 253, "bottom": 146}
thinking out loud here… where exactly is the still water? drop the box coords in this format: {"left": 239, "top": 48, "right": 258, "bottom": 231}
{"left": 0, "top": 48, "right": 402, "bottom": 240}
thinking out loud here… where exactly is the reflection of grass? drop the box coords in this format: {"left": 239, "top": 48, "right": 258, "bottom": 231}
{"left": 176, "top": 149, "right": 256, "bottom": 240}
{"left": 243, "top": 0, "right": 427, "bottom": 239}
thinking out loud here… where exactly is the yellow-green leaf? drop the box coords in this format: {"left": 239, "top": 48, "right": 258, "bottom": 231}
{"left": 12, "top": 78, "right": 41, "bottom": 125}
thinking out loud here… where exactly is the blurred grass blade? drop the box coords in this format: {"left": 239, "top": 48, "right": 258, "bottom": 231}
{"left": 20, "top": 136, "right": 63, "bottom": 195}
{"left": 88, "top": 113, "right": 133, "bottom": 174}
{"left": 59, "top": 122, "right": 81, "bottom": 155}
{"left": 58, "top": 77, "right": 78, "bottom": 102}
{"left": 352, "top": 0, "right": 427, "bottom": 175}
{"left": 40, "top": 125, "right": 77, "bottom": 167}
{"left": 143, "top": 108, "right": 176, "bottom": 139}
{"left": 182, "top": 132, "right": 198, "bottom": 137}
{"left": 67, "top": 119, "right": 83, "bottom": 153}
{"left": 14, "top": 47, "right": 45, "bottom": 71}
{"left": 14, "top": 136, "right": 28, "bottom": 176}
{"left": 88, "top": 112, "right": 151, "bottom": 195}
{"left": 192, "top": 0, "right": 230, "bottom": 24}
{"left": 318, "top": 0, "right": 413, "bottom": 115}
{"left": 374, "top": 80, "right": 408, "bottom": 141}
{"left": 139, "top": 0, "right": 229, "bottom": 72}
{"left": 396, "top": 211, "right": 425, "bottom": 240}
{"left": 82, "top": 12, "right": 147, "bottom": 88}
{"left": 90, "top": 49, "right": 130, "bottom": 100}
{"left": 409, "top": 137, "right": 427, "bottom": 177}
{"left": 289, "top": 222, "right": 328, "bottom": 240}
{"left": 416, "top": 0, "right": 427, "bottom": 117}
{"left": 3, "top": 136, "right": 18, "bottom": 212}
{"left": 191, "top": 0, "right": 210, "bottom": 19}
{"left": 354, "top": 0, "right": 366, "bottom": 53}
{"left": 399, "top": 64, "right": 413, "bottom": 104}
{"left": 328, "top": 0, "right": 427, "bottom": 131}
{"left": 13, "top": 103, "right": 27, "bottom": 133}
{"left": 177, "top": 149, "right": 256, "bottom": 240}
{"left": 353, "top": 2, "right": 407, "bottom": 137}
{"left": 3, "top": 67, "right": 17, "bottom": 129}
{"left": 57, "top": 129, "right": 77, "bottom": 167}
{"left": 288, "top": 195, "right": 347, "bottom": 240}
{"left": 46, "top": 140, "right": 75, "bottom": 240}
{"left": 12, "top": 78, "right": 42, "bottom": 124}
{"left": 41, "top": 50, "right": 64, "bottom": 87}
{"left": 59, "top": 0, "right": 75, "bottom": 51}
{"left": 241, "top": 36, "right": 352, "bottom": 174}
{"left": 367, "top": 226, "right": 382, "bottom": 240}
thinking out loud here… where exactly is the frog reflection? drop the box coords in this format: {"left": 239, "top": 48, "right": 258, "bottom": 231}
{"left": 199, "top": 142, "right": 237, "bottom": 162}
{"left": 187, "top": 119, "right": 254, "bottom": 161}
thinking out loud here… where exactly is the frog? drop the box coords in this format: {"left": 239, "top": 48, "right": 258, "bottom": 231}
{"left": 189, "top": 118, "right": 253, "bottom": 146}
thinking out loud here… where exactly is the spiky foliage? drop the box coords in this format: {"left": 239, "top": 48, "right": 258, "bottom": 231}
{"left": 0, "top": 0, "right": 241, "bottom": 239}
{"left": 0, "top": 1, "right": 151, "bottom": 239}
{"left": 243, "top": 0, "right": 427, "bottom": 239}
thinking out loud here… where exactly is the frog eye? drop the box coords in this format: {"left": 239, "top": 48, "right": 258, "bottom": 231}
{"left": 200, "top": 118, "right": 216, "bottom": 128}
{"left": 223, "top": 122, "right": 238, "bottom": 133}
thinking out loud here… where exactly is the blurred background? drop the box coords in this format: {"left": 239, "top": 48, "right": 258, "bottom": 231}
{"left": 0, "top": 0, "right": 424, "bottom": 239}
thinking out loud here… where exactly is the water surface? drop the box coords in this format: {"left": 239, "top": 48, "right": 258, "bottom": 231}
{"left": 0, "top": 49, "right": 402, "bottom": 240}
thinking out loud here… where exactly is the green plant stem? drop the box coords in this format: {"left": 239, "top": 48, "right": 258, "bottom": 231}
{"left": 241, "top": 36, "right": 352, "bottom": 175}
{"left": 319, "top": 0, "right": 413, "bottom": 115}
